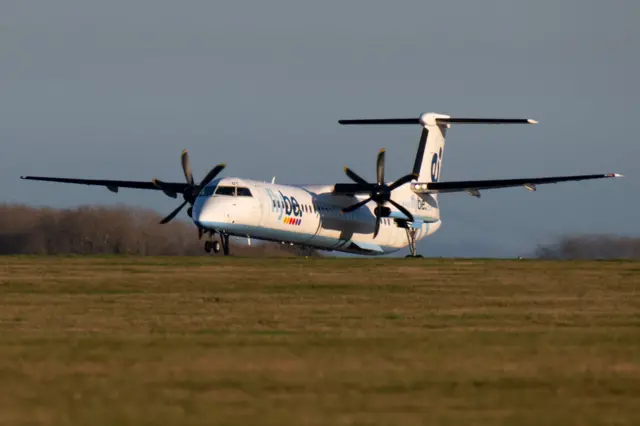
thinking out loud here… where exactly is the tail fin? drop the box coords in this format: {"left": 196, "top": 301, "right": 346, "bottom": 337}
{"left": 412, "top": 113, "right": 449, "bottom": 183}
{"left": 339, "top": 113, "right": 537, "bottom": 183}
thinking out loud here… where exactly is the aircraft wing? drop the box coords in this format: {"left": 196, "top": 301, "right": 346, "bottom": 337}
{"left": 332, "top": 183, "right": 374, "bottom": 195}
{"left": 20, "top": 176, "right": 189, "bottom": 196}
{"left": 411, "top": 173, "right": 623, "bottom": 195}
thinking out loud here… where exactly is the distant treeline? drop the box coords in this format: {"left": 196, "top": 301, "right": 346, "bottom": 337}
{"left": 0, "top": 204, "right": 315, "bottom": 256}
{"left": 535, "top": 235, "right": 640, "bottom": 260}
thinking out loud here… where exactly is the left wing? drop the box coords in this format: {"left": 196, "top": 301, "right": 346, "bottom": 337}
{"left": 411, "top": 173, "right": 623, "bottom": 195}
{"left": 20, "top": 176, "right": 188, "bottom": 195}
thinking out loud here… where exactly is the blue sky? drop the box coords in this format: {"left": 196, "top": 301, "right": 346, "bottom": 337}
{"left": 1, "top": 0, "right": 638, "bottom": 256}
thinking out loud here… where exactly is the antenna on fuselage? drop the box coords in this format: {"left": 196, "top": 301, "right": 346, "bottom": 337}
{"left": 271, "top": 176, "right": 276, "bottom": 184}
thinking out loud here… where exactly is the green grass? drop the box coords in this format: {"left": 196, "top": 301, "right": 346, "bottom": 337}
{"left": 0, "top": 257, "right": 638, "bottom": 425}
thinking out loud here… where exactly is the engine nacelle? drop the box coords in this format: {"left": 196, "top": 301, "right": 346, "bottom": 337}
{"left": 374, "top": 206, "right": 391, "bottom": 217}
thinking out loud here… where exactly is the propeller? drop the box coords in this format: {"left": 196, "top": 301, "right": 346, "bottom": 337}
{"left": 154, "top": 150, "right": 226, "bottom": 224}
{"left": 341, "top": 149, "right": 417, "bottom": 238}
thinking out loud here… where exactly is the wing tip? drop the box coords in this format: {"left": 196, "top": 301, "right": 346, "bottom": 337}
{"left": 527, "top": 119, "right": 538, "bottom": 124}
{"left": 608, "top": 173, "right": 624, "bottom": 178}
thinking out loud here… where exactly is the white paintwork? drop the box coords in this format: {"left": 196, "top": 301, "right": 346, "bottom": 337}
{"left": 418, "top": 113, "right": 450, "bottom": 183}
{"left": 192, "top": 177, "right": 441, "bottom": 255}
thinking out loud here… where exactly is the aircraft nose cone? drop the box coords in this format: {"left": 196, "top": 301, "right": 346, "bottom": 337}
{"left": 192, "top": 198, "right": 228, "bottom": 229}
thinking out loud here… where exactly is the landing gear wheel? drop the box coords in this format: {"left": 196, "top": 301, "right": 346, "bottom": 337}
{"left": 405, "top": 254, "right": 424, "bottom": 259}
{"left": 204, "top": 241, "right": 212, "bottom": 253}
{"left": 212, "top": 240, "right": 221, "bottom": 253}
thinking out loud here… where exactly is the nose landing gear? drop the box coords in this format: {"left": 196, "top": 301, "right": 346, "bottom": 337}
{"left": 203, "top": 233, "right": 230, "bottom": 256}
{"left": 204, "top": 240, "right": 222, "bottom": 253}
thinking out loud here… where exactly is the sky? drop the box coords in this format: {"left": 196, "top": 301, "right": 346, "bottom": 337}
{"left": 1, "top": 0, "right": 638, "bottom": 257}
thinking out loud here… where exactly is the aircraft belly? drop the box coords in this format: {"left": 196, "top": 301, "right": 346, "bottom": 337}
{"left": 252, "top": 183, "right": 421, "bottom": 253}
{"left": 309, "top": 212, "right": 357, "bottom": 250}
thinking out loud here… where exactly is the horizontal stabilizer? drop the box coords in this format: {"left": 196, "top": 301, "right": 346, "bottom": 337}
{"left": 411, "top": 173, "right": 623, "bottom": 194}
{"left": 438, "top": 118, "right": 537, "bottom": 125}
{"left": 339, "top": 114, "right": 537, "bottom": 126}
{"left": 339, "top": 118, "right": 420, "bottom": 125}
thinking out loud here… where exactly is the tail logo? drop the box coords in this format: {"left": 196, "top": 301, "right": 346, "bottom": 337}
{"left": 431, "top": 148, "right": 443, "bottom": 182}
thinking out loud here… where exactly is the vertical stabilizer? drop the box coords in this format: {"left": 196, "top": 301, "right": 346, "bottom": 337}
{"left": 412, "top": 113, "right": 450, "bottom": 183}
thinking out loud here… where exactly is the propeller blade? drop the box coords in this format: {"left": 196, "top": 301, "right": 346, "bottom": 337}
{"left": 159, "top": 200, "right": 188, "bottom": 224}
{"left": 199, "top": 163, "right": 226, "bottom": 187}
{"left": 376, "top": 149, "right": 385, "bottom": 185}
{"left": 388, "top": 173, "right": 418, "bottom": 191}
{"left": 344, "top": 167, "right": 369, "bottom": 186}
{"left": 181, "top": 150, "right": 195, "bottom": 186}
{"left": 151, "top": 178, "right": 178, "bottom": 198}
{"left": 373, "top": 213, "right": 381, "bottom": 239}
{"left": 388, "top": 199, "right": 414, "bottom": 222}
{"left": 341, "top": 197, "right": 372, "bottom": 213}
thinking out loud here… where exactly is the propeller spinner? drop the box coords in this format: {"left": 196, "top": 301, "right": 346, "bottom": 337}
{"left": 341, "top": 149, "right": 417, "bottom": 238}
{"left": 153, "top": 150, "right": 226, "bottom": 224}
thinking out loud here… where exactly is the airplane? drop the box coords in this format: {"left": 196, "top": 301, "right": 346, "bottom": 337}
{"left": 20, "top": 112, "right": 622, "bottom": 257}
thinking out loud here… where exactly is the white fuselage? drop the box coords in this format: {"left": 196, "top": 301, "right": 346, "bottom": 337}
{"left": 192, "top": 177, "right": 441, "bottom": 255}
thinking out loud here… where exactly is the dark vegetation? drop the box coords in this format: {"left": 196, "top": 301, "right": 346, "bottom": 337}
{"left": 1, "top": 204, "right": 637, "bottom": 259}
{"left": 0, "top": 204, "right": 313, "bottom": 256}
{"left": 535, "top": 235, "right": 640, "bottom": 259}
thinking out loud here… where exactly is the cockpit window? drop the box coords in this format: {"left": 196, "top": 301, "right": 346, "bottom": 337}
{"left": 215, "top": 186, "right": 235, "bottom": 196}
{"left": 237, "top": 187, "right": 252, "bottom": 197}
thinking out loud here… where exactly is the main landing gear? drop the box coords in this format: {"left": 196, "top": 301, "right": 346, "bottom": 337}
{"left": 203, "top": 232, "right": 230, "bottom": 256}
{"left": 404, "top": 227, "right": 423, "bottom": 258}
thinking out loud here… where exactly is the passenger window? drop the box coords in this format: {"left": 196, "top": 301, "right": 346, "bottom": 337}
{"left": 237, "top": 187, "right": 252, "bottom": 197}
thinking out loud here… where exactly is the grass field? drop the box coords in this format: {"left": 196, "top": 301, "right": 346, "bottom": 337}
{"left": 0, "top": 257, "right": 638, "bottom": 425}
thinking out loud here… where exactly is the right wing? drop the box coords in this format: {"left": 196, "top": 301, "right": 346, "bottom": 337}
{"left": 20, "top": 176, "right": 188, "bottom": 196}
{"left": 411, "top": 173, "right": 623, "bottom": 195}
